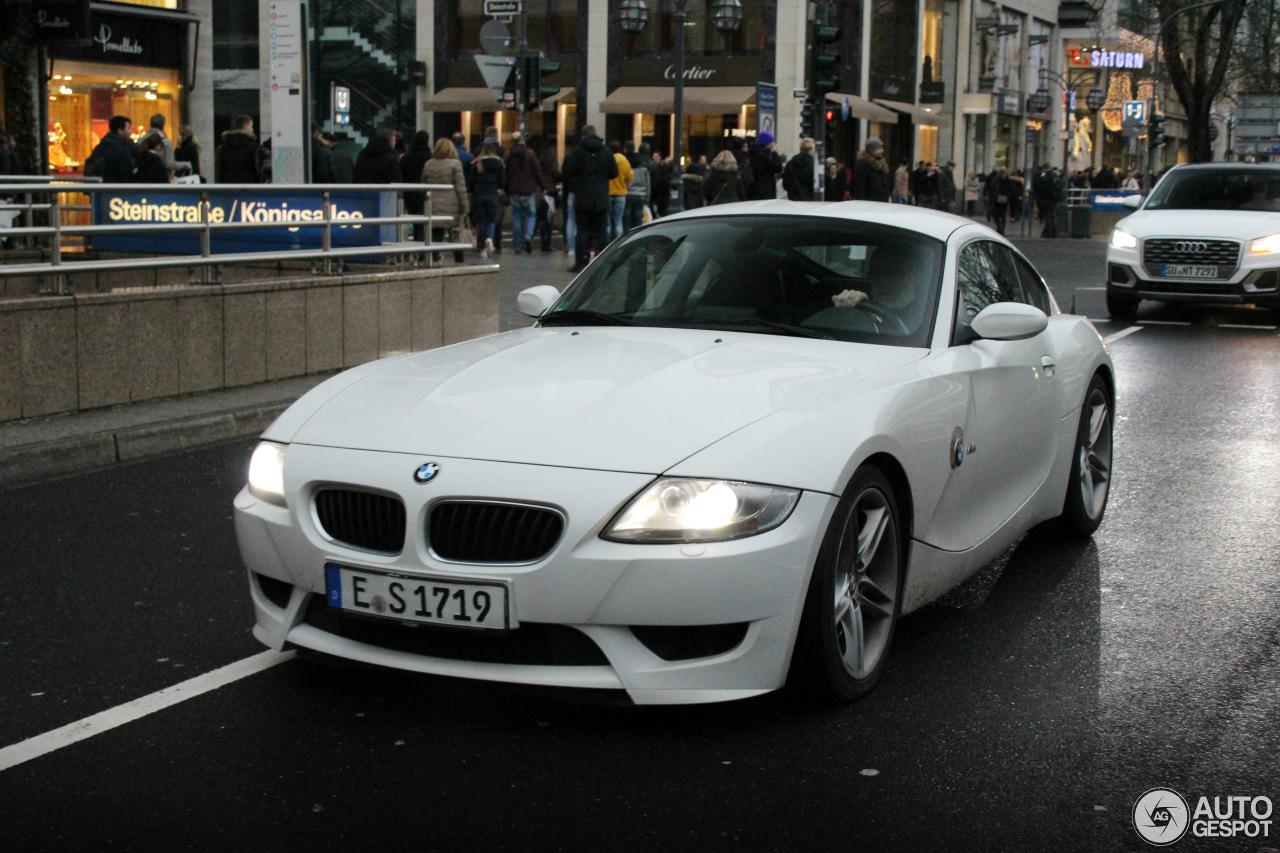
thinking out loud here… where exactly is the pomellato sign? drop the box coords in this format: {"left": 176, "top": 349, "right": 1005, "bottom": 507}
{"left": 26, "top": 0, "right": 91, "bottom": 43}
{"left": 93, "top": 24, "right": 143, "bottom": 56}
{"left": 52, "top": 9, "right": 184, "bottom": 68}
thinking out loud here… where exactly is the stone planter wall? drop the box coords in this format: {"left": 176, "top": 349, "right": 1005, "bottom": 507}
{"left": 0, "top": 264, "right": 499, "bottom": 423}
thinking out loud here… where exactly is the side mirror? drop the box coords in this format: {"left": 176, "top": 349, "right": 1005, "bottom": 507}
{"left": 517, "top": 285, "right": 562, "bottom": 319}
{"left": 970, "top": 302, "right": 1048, "bottom": 341}
{"left": 1122, "top": 194, "right": 1144, "bottom": 210}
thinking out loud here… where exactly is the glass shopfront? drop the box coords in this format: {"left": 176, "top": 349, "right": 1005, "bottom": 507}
{"left": 45, "top": 2, "right": 195, "bottom": 175}
{"left": 47, "top": 61, "right": 182, "bottom": 174}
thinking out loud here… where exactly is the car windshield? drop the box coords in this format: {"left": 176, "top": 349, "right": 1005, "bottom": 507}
{"left": 1145, "top": 168, "right": 1280, "bottom": 212}
{"left": 546, "top": 215, "right": 945, "bottom": 347}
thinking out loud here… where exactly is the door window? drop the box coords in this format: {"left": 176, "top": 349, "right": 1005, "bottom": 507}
{"left": 1012, "top": 254, "right": 1053, "bottom": 313}
{"left": 954, "top": 241, "right": 1023, "bottom": 339}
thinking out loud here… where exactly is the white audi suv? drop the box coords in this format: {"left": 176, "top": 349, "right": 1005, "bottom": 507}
{"left": 1105, "top": 163, "right": 1280, "bottom": 320}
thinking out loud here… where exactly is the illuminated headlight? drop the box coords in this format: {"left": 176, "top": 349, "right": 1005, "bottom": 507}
{"left": 602, "top": 478, "right": 800, "bottom": 544}
{"left": 1250, "top": 233, "right": 1280, "bottom": 254}
{"left": 248, "top": 441, "right": 288, "bottom": 506}
{"left": 1109, "top": 229, "right": 1138, "bottom": 250}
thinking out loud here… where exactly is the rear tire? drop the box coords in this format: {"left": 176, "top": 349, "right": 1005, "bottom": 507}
{"left": 1106, "top": 288, "right": 1139, "bottom": 321}
{"left": 791, "top": 465, "right": 904, "bottom": 703}
{"left": 1054, "top": 373, "right": 1114, "bottom": 538}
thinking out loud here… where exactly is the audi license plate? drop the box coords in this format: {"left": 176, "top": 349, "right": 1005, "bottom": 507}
{"left": 325, "top": 564, "right": 509, "bottom": 630}
{"left": 1160, "top": 264, "right": 1219, "bottom": 278}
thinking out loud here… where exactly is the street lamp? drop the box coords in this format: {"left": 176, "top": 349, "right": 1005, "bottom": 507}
{"left": 618, "top": 0, "right": 741, "bottom": 215}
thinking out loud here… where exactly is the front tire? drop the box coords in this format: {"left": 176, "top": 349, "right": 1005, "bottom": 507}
{"left": 1055, "top": 373, "right": 1114, "bottom": 538}
{"left": 792, "top": 465, "right": 904, "bottom": 703}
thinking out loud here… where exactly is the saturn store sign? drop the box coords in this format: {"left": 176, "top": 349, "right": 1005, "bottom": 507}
{"left": 1068, "top": 48, "right": 1147, "bottom": 70}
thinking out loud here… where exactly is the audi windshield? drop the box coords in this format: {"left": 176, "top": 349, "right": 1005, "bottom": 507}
{"left": 1145, "top": 167, "right": 1280, "bottom": 212}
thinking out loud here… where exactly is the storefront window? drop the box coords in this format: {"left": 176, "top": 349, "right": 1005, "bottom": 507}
{"left": 114, "top": 0, "right": 181, "bottom": 7}
{"left": 47, "top": 60, "right": 181, "bottom": 174}
{"left": 870, "top": 0, "right": 918, "bottom": 101}
{"left": 616, "top": 0, "right": 767, "bottom": 58}
{"left": 922, "top": 0, "right": 943, "bottom": 88}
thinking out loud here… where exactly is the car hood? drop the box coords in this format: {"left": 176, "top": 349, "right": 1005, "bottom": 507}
{"left": 1119, "top": 209, "right": 1280, "bottom": 240}
{"left": 286, "top": 326, "right": 925, "bottom": 473}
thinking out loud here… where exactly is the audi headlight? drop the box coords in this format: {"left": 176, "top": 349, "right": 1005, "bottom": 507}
{"left": 1250, "top": 233, "right": 1280, "bottom": 254}
{"left": 248, "top": 441, "right": 288, "bottom": 506}
{"left": 602, "top": 478, "right": 800, "bottom": 544}
{"left": 1110, "top": 229, "right": 1138, "bottom": 250}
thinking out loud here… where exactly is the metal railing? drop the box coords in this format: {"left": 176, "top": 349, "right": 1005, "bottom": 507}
{"left": 0, "top": 180, "right": 474, "bottom": 293}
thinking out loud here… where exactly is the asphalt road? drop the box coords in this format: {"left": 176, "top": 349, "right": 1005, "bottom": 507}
{"left": 2, "top": 237, "right": 1279, "bottom": 852}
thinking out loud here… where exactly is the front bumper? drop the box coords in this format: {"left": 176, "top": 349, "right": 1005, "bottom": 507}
{"left": 1106, "top": 246, "right": 1280, "bottom": 305}
{"left": 235, "top": 444, "right": 836, "bottom": 705}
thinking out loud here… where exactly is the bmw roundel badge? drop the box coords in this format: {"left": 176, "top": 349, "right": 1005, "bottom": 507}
{"left": 413, "top": 462, "right": 440, "bottom": 484}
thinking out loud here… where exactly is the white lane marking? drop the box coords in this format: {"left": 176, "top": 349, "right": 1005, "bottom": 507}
{"left": 1103, "top": 326, "right": 1144, "bottom": 344}
{"left": 1219, "top": 323, "right": 1278, "bottom": 330}
{"left": 1137, "top": 319, "right": 1192, "bottom": 326}
{"left": 0, "top": 649, "right": 294, "bottom": 773}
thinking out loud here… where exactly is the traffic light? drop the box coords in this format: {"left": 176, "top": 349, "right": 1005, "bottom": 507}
{"left": 824, "top": 110, "right": 836, "bottom": 152}
{"left": 810, "top": 24, "right": 842, "bottom": 98}
{"left": 800, "top": 98, "right": 817, "bottom": 138}
{"left": 523, "top": 55, "right": 562, "bottom": 109}
{"left": 1148, "top": 113, "right": 1165, "bottom": 149}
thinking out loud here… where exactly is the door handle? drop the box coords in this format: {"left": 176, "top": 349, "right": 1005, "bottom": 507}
{"left": 1040, "top": 356, "right": 1056, "bottom": 377}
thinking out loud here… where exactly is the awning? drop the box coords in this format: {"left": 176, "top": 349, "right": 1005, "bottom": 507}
{"left": 599, "top": 86, "right": 756, "bottom": 115}
{"left": 423, "top": 88, "right": 509, "bottom": 112}
{"left": 540, "top": 87, "right": 575, "bottom": 108}
{"left": 874, "top": 99, "right": 942, "bottom": 126}
{"left": 824, "top": 93, "right": 899, "bottom": 123}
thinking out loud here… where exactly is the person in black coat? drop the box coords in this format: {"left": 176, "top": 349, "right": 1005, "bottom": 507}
{"left": 310, "top": 123, "right": 334, "bottom": 184}
{"left": 133, "top": 133, "right": 170, "bottom": 183}
{"left": 466, "top": 141, "right": 506, "bottom": 256}
{"left": 175, "top": 126, "right": 202, "bottom": 180}
{"left": 84, "top": 115, "right": 136, "bottom": 183}
{"left": 849, "top": 137, "right": 891, "bottom": 202}
{"left": 215, "top": 115, "right": 262, "bottom": 183}
{"left": 324, "top": 134, "right": 354, "bottom": 182}
{"left": 560, "top": 125, "right": 618, "bottom": 272}
{"left": 353, "top": 129, "right": 401, "bottom": 184}
{"left": 782, "top": 138, "right": 816, "bottom": 201}
{"left": 744, "top": 131, "right": 784, "bottom": 200}
{"left": 399, "top": 130, "right": 433, "bottom": 240}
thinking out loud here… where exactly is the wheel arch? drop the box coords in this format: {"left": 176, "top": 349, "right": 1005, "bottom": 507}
{"left": 860, "top": 451, "right": 915, "bottom": 567}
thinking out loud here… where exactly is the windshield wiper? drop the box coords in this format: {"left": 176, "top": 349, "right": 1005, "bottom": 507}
{"left": 676, "top": 317, "right": 832, "bottom": 340}
{"left": 539, "top": 309, "right": 633, "bottom": 327}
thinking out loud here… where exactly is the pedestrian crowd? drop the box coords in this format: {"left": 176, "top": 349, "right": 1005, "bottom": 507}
{"left": 1, "top": 114, "right": 1157, "bottom": 262}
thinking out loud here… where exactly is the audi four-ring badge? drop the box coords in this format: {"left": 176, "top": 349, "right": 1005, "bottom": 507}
{"left": 236, "top": 202, "right": 1115, "bottom": 706}
{"left": 1105, "top": 163, "right": 1280, "bottom": 320}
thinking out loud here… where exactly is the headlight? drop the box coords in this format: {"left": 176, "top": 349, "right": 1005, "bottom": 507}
{"left": 1110, "top": 229, "right": 1138, "bottom": 250}
{"left": 602, "top": 478, "right": 800, "bottom": 544}
{"left": 248, "top": 441, "right": 288, "bottom": 506}
{"left": 1250, "top": 233, "right": 1280, "bottom": 254}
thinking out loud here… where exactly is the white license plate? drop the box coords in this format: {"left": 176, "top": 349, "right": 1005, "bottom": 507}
{"left": 1160, "top": 264, "right": 1219, "bottom": 278}
{"left": 325, "top": 564, "right": 509, "bottom": 630}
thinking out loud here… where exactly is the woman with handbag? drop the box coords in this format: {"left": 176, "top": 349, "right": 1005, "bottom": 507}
{"left": 985, "top": 167, "right": 1014, "bottom": 235}
{"left": 421, "top": 138, "right": 469, "bottom": 264}
{"left": 704, "top": 150, "right": 742, "bottom": 205}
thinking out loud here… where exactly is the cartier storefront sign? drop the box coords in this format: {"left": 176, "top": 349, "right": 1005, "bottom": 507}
{"left": 617, "top": 57, "right": 765, "bottom": 88}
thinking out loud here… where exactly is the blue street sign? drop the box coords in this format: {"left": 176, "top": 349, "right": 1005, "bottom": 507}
{"left": 1123, "top": 100, "right": 1147, "bottom": 123}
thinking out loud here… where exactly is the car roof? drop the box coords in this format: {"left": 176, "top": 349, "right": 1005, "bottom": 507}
{"left": 658, "top": 200, "right": 974, "bottom": 243}
{"left": 1164, "top": 162, "right": 1280, "bottom": 172}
